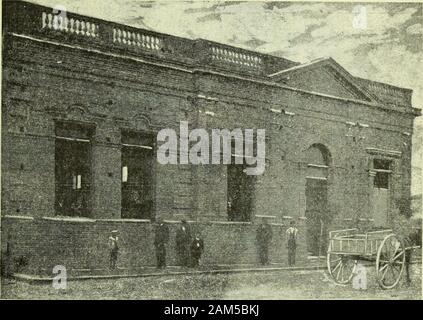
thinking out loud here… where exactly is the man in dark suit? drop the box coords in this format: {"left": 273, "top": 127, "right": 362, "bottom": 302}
{"left": 108, "top": 230, "right": 120, "bottom": 271}
{"left": 256, "top": 218, "right": 273, "bottom": 265}
{"left": 190, "top": 233, "right": 204, "bottom": 268}
{"left": 154, "top": 217, "right": 170, "bottom": 269}
{"left": 404, "top": 227, "right": 422, "bottom": 285}
{"left": 175, "top": 219, "right": 191, "bottom": 267}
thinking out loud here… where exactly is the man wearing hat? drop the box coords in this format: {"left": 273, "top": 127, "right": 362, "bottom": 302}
{"left": 154, "top": 217, "right": 170, "bottom": 269}
{"left": 286, "top": 220, "right": 298, "bottom": 267}
{"left": 256, "top": 217, "right": 273, "bottom": 265}
{"left": 108, "top": 230, "right": 120, "bottom": 271}
{"left": 175, "top": 219, "right": 191, "bottom": 267}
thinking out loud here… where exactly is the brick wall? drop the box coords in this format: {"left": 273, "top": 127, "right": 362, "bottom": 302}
{"left": 1, "top": 216, "right": 308, "bottom": 276}
{"left": 2, "top": 34, "right": 415, "bottom": 224}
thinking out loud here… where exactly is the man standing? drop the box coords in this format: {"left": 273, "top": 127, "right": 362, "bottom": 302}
{"left": 175, "top": 219, "right": 191, "bottom": 267}
{"left": 256, "top": 218, "right": 273, "bottom": 265}
{"left": 404, "top": 227, "right": 422, "bottom": 285}
{"left": 108, "top": 230, "right": 120, "bottom": 271}
{"left": 286, "top": 220, "right": 298, "bottom": 267}
{"left": 154, "top": 217, "right": 170, "bottom": 269}
{"left": 190, "top": 233, "right": 204, "bottom": 268}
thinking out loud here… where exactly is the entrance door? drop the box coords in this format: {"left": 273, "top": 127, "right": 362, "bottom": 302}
{"left": 227, "top": 163, "right": 253, "bottom": 221}
{"left": 305, "top": 178, "right": 328, "bottom": 256}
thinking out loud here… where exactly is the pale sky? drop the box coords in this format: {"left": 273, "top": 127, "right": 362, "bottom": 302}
{"left": 27, "top": 0, "right": 423, "bottom": 194}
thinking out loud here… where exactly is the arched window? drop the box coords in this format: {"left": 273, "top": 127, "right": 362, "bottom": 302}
{"left": 304, "top": 143, "right": 331, "bottom": 167}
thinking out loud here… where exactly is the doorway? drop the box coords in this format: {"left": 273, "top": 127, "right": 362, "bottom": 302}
{"left": 303, "top": 143, "right": 331, "bottom": 256}
{"left": 227, "top": 163, "right": 254, "bottom": 221}
{"left": 305, "top": 178, "right": 328, "bottom": 256}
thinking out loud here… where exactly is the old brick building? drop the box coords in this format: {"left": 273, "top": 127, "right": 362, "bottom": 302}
{"left": 1, "top": 1, "right": 420, "bottom": 275}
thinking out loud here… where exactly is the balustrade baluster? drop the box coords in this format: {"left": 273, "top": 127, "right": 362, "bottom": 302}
{"left": 47, "top": 13, "right": 53, "bottom": 29}
{"left": 113, "top": 28, "right": 118, "bottom": 42}
{"left": 41, "top": 12, "right": 47, "bottom": 28}
{"left": 86, "top": 22, "right": 92, "bottom": 36}
{"left": 81, "top": 20, "right": 86, "bottom": 35}
{"left": 58, "top": 16, "right": 64, "bottom": 31}
{"left": 68, "top": 18, "right": 73, "bottom": 33}
{"left": 75, "top": 20, "right": 81, "bottom": 35}
{"left": 62, "top": 17, "right": 68, "bottom": 32}
{"left": 127, "top": 31, "right": 132, "bottom": 45}
{"left": 52, "top": 15, "right": 58, "bottom": 30}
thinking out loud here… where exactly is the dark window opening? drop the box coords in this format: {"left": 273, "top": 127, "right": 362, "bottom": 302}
{"left": 374, "top": 159, "right": 390, "bottom": 170}
{"left": 374, "top": 172, "right": 389, "bottom": 189}
{"left": 121, "top": 130, "right": 155, "bottom": 219}
{"left": 373, "top": 159, "right": 391, "bottom": 189}
{"left": 55, "top": 122, "right": 93, "bottom": 217}
{"left": 227, "top": 135, "right": 255, "bottom": 222}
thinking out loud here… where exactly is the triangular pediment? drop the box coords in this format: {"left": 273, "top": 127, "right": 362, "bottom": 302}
{"left": 269, "top": 58, "right": 376, "bottom": 103}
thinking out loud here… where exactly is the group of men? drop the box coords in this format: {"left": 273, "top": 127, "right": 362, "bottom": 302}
{"left": 108, "top": 217, "right": 298, "bottom": 271}
{"left": 256, "top": 218, "right": 298, "bottom": 266}
{"left": 154, "top": 218, "right": 204, "bottom": 269}
{"left": 108, "top": 218, "right": 204, "bottom": 271}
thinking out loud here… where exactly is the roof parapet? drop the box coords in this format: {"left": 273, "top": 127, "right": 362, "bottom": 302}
{"left": 3, "top": 1, "right": 297, "bottom": 77}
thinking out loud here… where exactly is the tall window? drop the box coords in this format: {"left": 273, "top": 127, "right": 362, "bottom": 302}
{"left": 55, "top": 122, "right": 93, "bottom": 217}
{"left": 373, "top": 159, "right": 391, "bottom": 189}
{"left": 121, "top": 130, "right": 155, "bottom": 219}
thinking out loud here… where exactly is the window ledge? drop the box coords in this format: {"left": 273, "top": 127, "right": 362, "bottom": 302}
{"left": 42, "top": 216, "right": 96, "bottom": 223}
{"left": 307, "top": 164, "right": 329, "bottom": 169}
{"left": 2, "top": 215, "right": 34, "bottom": 220}
{"left": 101, "top": 218, "right": 151, "bottom": 223}
{"left": 208, "top": 220, "right": 252, "bottom": 225}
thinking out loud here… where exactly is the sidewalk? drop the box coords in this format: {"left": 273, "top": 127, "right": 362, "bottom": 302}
{"left": 12, "top": 260, "right": 327, "bottom": 283}
{"left": 10, "top": 258, "right": 421, "bottom": 283}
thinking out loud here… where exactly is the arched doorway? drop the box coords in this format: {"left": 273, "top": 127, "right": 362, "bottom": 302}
{"left": 304, "top": 144, "right": 331, "bottom": 256}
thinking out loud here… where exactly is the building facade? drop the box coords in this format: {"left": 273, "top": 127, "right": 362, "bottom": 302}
{"left": 1, "top": 1, "right": 420, "bottom": 275}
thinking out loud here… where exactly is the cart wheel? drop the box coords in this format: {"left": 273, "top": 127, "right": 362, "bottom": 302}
{"left": 376, "top": 234, "right": 405, "bottom": 290}
{"left": 327, "top": 252, "right": 357, "bottom": 284}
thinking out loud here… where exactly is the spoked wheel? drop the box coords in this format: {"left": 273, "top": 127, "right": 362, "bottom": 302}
{"left": 327, "top": 252, "right": 358, "bottom": 284}
{"left": 376, "top": 234, "right": 405, "bottom": 290}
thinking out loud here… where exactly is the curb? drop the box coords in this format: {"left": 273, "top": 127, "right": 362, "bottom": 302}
{"left": 11, "top": 264, "right": 327, "bottom": 283}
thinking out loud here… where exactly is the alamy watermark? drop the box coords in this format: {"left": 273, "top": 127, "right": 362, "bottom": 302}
{"left": 352, "top": 263, "right": 367, "bottom": 290}
{"left": 52, "top": 265, "right": 67, "bottom": 290}
{"left": 157, "top": 121, "right": 266, "bottom": 176}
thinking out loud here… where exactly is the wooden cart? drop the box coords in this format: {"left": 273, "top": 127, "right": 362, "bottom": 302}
{"left": 327, "top": 228, "right": 419, "bottom": 289}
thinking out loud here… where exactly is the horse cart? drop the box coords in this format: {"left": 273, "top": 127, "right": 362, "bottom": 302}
{"left": 326, "top": 228, "right": 420, "bottom": 289}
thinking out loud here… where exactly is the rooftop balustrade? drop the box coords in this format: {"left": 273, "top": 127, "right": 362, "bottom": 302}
{"left": 3, "top": 1, "right": 298, "bottom": 76}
